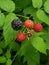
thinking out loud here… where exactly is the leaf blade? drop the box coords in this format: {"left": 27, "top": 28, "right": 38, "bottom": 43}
{"left": 0, "top": 0, "right": 15, "bottom": 12}
{"left": 32, "top": 0, "right": 42, "bottom": 8}
{"left": 36, "top": 9, "right": 49, "bottom": 25}
{"left": 31, "top": 36, "right": 46, "bottom": 54}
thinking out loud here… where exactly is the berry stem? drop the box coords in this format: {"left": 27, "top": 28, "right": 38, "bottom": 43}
{"left": 16, "top": 14, "right": 29, "bottom": 19}
{"left": 23, "top": 28, "right": 27, "bottom": 33}
{"left": 21, "top": 26, "right": 25, "bottom": 32}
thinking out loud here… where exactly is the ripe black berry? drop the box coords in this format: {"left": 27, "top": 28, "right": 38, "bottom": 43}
{"left": 11, "top": 19, "right": 22, "bottom": 30}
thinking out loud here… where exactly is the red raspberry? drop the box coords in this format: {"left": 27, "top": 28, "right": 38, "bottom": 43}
{"left": 17, "top": 32, "right": 26, "bottom": 42}
{"left": 24, "top": 20, "right": 34, "bottom": 28}
{"left": 34, "top": 23, "right": 43, "bottom": 32}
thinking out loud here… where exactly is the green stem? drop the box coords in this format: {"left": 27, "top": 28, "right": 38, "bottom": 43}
{"left": 16, "top": 14, "right": 29, "bottom": 19}
{"left": 11, "top": 52, "right": 18, "bottom": 64}
{"left": 23, "top": 28, "right": 27, "bottom": 33}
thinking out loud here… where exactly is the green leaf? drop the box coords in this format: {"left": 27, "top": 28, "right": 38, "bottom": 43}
{"left": 0, "top": 56, "right": 6, "bottom": 63}
{"left": 9, "top": 41, "right": 20, "bottom": 51}
{"left": 0, "top": 41, "right": 8, "bottom": 49}
{"left": 6, "top": 59, "right": 12, "bottom": 65}
{"left": 34, "top": 32, "right": 45, "bottom": 36}
{"left": 5, "top": 50, "right": 11, "bottom": 59}
{"left": 0, "top": 12, "right": 5, "bottom": 27}
{"left": 32, "top": 0, "right": 42, "bottom": 8}
{"left": 0, "top": 0, "right": 15, "bottom": 12}
{"left": 27, "top": 60, "right": 37, "bottom": 65}
{"left": 41, "top": 31, "right": 49, "bottom": 50}
{"left": 44, "top": 0, "right": 49, "bottom": 14}
{"left": 36, "top": 9, "right": 49, "bottom": 25}
{"left": 3, "top": 13, "right": 18, "bottom": 44}
{"left": 19, "top": 39, "right": 40, "bottom": 64}
{"left": 43, "top": 0, "right": 46, "bottom": 4}
{"left": 0, "top": 48, "right": 3, "bottom": 54}
{"left": 23, "top": 6, "right": 40, "bottom": 22}
{"left": 23, "top": 6, "right": 36, "bottom": 16}
{"left": 13, "top": 0, "right": 32, "bottom": 12}
{"left": 31, "top": 36, "right": 46, "bottom": 54}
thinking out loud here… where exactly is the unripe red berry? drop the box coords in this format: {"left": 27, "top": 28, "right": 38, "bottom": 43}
{"left": 34, "top": 23, "right": 43, "bottom": 32}
{"left": 24, "top": 20, "right": 34, "bottom": 28}
{"left": 17, "top": 32, "right": 26, "bottom": 42}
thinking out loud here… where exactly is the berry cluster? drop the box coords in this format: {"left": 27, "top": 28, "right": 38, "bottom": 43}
{"left": 11, "top": 19, "right": 43, "bottom": 42}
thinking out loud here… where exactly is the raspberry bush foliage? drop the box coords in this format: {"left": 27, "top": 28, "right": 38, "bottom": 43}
{"left": 0, "top": 0, "right": 49, "bottom": 65}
